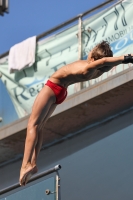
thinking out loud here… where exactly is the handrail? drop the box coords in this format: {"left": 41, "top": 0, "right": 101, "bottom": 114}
{"left": 0, "top": 0, "right": 116, "bottom": 59}
{"left": 0, "top": 164, "right": 61, "bottom": 195}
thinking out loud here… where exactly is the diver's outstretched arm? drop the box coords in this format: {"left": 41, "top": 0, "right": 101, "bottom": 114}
{"left": 87, "top": 54, "right": 133, "bottom": 72}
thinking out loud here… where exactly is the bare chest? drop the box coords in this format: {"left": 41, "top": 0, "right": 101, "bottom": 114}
{"left": 51, "top": 63, "right": 95, "bottom": 86}
{"left": 75, "top": 71, "right": 93, "bottom": 81}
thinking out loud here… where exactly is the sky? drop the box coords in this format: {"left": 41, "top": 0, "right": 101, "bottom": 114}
{"left": 0, "top": 0, "right": 113, "bottom": 55}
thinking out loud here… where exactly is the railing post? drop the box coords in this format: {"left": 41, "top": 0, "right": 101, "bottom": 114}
{"left": 78, "top": 15, "right": 84, "bottom": 90}
{"left": 0, "top": 72, "right": 2, "bottom": 123}
{"left": 56, "top": 171, "right": 61, "bottom": 200}
{"left": 78, "top": 15, "right": 82, "bottom": 61}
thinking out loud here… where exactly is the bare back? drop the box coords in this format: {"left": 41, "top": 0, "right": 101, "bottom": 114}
{"left": 50, "top": 60, "right": 96, "bottom": 88}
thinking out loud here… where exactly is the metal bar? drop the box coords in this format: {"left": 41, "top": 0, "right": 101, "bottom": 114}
{"left": 56, "top": 173, "right": 59, "bottom": 200}
{"left": 0, "top": 51, "right": 8, "bottom": 59}
{"left": 37, "top": 16, "right": 79, "bottom": 41}
{"left": 78, "top": 16, "right": 83, "bottom": 90}
{"left": 0, "top": 164, "right": 61, "bottom": 195}
{"left": 81, "top": 0, "right": 117, "bottom": 18}
{"left": 0, "top": 0, "right": 116, "bottom": 59}
{"left": 78, "top": 16, "right": 82, "bottom": 61}
{"left": 37, "top": 0, "right": 116, "bottom": 41}
{"left": 55, "top": 171, "right": 61, "bottom": 200}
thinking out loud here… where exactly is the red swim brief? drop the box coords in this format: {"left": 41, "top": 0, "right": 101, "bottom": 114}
{"left": 45, "top": 80, "right": 67, "bottom": 104}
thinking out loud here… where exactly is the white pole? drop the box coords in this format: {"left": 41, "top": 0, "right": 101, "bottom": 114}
{"left": 78, "top": 16, "right": 82, "bottom": 61}
{"left": 78, "top": 16, "right": 84, "bottom": 90}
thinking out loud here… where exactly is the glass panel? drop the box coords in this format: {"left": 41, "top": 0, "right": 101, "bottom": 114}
{"left": 0, "top": 177, "right": 55, "bottom": 200}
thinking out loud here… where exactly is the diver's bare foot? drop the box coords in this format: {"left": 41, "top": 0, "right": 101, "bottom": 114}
{"left": 19, "top": 163, "right": 38, "bottom": 186}
{"left": 32, "top": 165, "right": 38, "bottom": 174}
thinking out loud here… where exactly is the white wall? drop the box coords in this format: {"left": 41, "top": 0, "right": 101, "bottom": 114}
{"left": 0, "top": 108, "right": 133, "bottom": 200}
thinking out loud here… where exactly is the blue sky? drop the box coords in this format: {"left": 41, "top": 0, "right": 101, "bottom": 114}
{"left": 0, "top": 0, "right": 112, "bottom": 54}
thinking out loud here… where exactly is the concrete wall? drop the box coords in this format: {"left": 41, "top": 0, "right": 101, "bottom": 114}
{"left": 0, "top": 107, "right": 133, "bottom": 200}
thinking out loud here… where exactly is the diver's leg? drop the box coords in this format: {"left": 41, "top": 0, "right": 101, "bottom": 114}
{"left": 19, "top": 85, "right": 56, "bottom": 185}
{"left": 31, "top": 103, "right": 57, "bottom": 168}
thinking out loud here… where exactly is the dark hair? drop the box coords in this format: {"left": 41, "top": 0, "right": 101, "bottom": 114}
{"left": 91, "top": 41, "right": 113, "bottom": 60}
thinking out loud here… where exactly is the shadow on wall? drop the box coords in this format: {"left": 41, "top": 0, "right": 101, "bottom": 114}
{"left": 39, "top": 107, "right": 133, "bottom": 168}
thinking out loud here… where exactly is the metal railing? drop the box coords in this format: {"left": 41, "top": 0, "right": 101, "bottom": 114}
{"left": 0, "top": 164, "right": 61, "bottom": 195}
{"left": 0, "top": 0, "right": 116, "bottom": 59}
